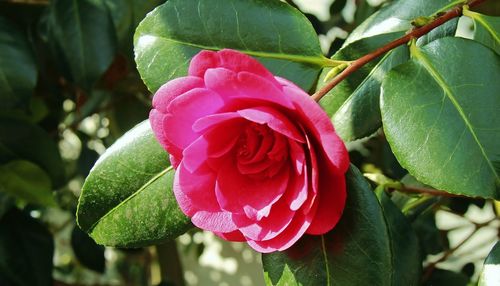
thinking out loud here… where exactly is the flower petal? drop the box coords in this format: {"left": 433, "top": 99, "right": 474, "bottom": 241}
{"left": 164, "top": 88, "right": 224, "bottom": 150}
{"left": 192, "top": 112, "right": 242, "bottom": 133}
{"left": 236, "top": 199, "right": 295, "bottom": 241}
{"left": 152, "top": 76, "right": 205, "bottom": 113}
{"left": 174, "top": 161, "right": 219, "bottom": 215}
{"left": 183, "top": 121, "right": 243, "bottom": 172}
{"left": 306, "top": 166, "right": 346, "bottom": 235}
{"left": 283, "top": 160, "right": 308, "bottom": 211}
{"left": 204, "top": 69, "right": 294, "bottom": 110}
{"left": 246, "top": 211, "right": 311, "bottom": 253}
{"left": 215, "top": 158, "right": 290, "bottom": 219}
{"left": 189, "top": 49, "right": 276, "bottom": 83}
{"left": 237, "top": 106, "right": 305, "bottom": 143}
{"left": 214, "top": 230, "right": 246, "bottom": 242}
{"left": 191, "top": 211, "right": 238, "bottom": 233}
{"left": 277, "top": 77, "right": 349, "bottom": 173}
{"left": 188, "top": 50, "right": 220, "bottom": 78}
{"left": 149, "top": 109, "right": 182, "bottom": 167}
{"left": 217, "top": 49, "right": 276, "bottom": 82}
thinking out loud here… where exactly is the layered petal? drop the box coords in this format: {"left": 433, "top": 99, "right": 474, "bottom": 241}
{"left": 277, "top": 77, "right": 349, "bottom": 173}
{"left": 204, "top": 69, "right": 294, "bottom": 110}
{"left": 152, "top": 76, "right": 205, "bottom": 113}
{"left": 237, "top": 106, "right": 304, "bottom": 143}
{"left": 174, "top": 162, "right": 219, "bottom": 215}
{"left": 283, "top": 145, "right": 308, "bottom": 211}
{"left": 246, "top": 211, "right": 311, "bottom": 253}
{"left": 164, "top": 88, "right": 224, "bottom": 150}
{"left": 235, "top": 199, "right": 295, "bottom": 241}
{"left": 183, "top": 119, "right": 244, "bottom": 172}
{"left": 189, "top": 49, "right": 276, "bottom": 83}
{"left": 215, "top": 157, "right": 290, "bottom": 220}
{"left": 215, "top": 230, "right": 246, "bottom": 242}
{"left": 191, "top": 210, "right": 238, "bottom": 233}
{"left": 306, "top": 165, "right": 346, "bottom": 235}
{"left": 149, "top": 109, "right": 182, "bottom": 167}
{"left": 150, "top": 49, "right": 349, "bottom": 253}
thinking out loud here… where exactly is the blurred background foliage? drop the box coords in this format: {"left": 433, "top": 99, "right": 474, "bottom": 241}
{"left": 0, "top": 0, "right": 498, "bottom": 285}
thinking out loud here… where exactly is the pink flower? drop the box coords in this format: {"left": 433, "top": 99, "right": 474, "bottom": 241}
{"left": 149, "top": 49, "right": 349, "bottom": 253}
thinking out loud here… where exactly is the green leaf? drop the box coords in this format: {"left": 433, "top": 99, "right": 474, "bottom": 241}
{"left": 411, "top": 211, "right": 447, "bottom": 257}
{"left": 375, "top": 190, "right": 422, "bottom": 284}
{"left": 71, "top": 226, "right": 105, "bottom": 273}
{"left": 417, "top": 18, "right": 459, "bottom": 47}
{"left": 317, "top": 0, "right": 458, "bottom": 141}
{"left": 479, "top": 241, "right": 500, "bottom": 286}
{"left": 105, "top": 0, "right": 165, "bottom": 48}
{"left": 134, "top": 0, "right": 326, "bottom": 92}
{"left": 0, "top": 115, "right": 65, "bottom": 187}
{"left": 463, "top": 9, "right": 499, "bottom": 55}
{"left": 318, "top": 34, "right": 409, "bottom": 141}
{"left": 0, "top": 208, "right": 54, "bottom": 286}
{"left": 262, "top": 165, "right": 421, "bottom": 286}
{"left": 381, "top": 37, "right": 500, "bottom": 198}
{"left": 46, "top": 0, "right": 117, "bottom": 90}
{"left": 0, "top": 17, "right": 37, "bottom": 111}
{"left": 0, "top": 160, "right": 56, "bottom": 207}
{"left": 345, "top": 0, "right": 460, "bottom": 46}
{"left": 77, "top": 120, "right": 191, "bottom": 247}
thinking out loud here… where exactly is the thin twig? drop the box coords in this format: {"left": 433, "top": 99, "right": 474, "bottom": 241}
{"left": 421, "top": 216, "right": 498, "bottom": 282}
{"left": 312, "top": 0, "right": 487, "bottom": 102}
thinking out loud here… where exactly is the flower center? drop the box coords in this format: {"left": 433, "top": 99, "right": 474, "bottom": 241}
{"left": 236, "top": 123, "right": 288, "bottom": 178}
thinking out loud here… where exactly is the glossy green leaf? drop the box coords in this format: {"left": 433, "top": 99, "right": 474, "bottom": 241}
{"left": 77, "top": 120, "right": 191, "bottom": 247}
{"left": 412, "top": 211, "right": 447, "bottom": 257}
{"left": 345, "top": 0, "right": 460, "bottom": 46}
{"left": 318, "top": 34, "right": 409, "bottom": 141}
{"left": 46, "top": 0, "right": 117, "bottom": 90}
{"left": 0, "top": 160, "right": 56, "bottom": 207}
{"left": 134, "top": 0, "right": 327, "bottom": 92}
{"left": 317, "top": 0, "right": 458, "bottom": 141}
{"left": 375, "top": 190, "right": 422, "bottom": 284}
{"left": 105, "top": 0, "right": 165, "bottom": 53}
{"left": 0, "top": 115, "right": 65, "bottom": 187}
{"left": 463, "top": 9, "right": 499, "bottom": 55}
{"left": 262, "top": 165, "right": 421, "bottom": 286}
{"left": 0, "top": 208, "right": 54, "bottom": 286}
{"left": 417, "top": 18, "right": 459, "bottom": 47}
{"left": 381, "top": 37, "right": 500, "bottom": 198}
{"left": 0, "top": 17, "right": 37, "bottom": 111}
{"left": 479, "top": 241, "right": 500, "bottom": 286}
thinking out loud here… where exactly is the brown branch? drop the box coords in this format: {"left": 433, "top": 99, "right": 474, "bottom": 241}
{"left": 312, "top": 0, "right": 488, "bottom": 102}
{"left": 421, "top": 216, "right": 497, "bottom": 282}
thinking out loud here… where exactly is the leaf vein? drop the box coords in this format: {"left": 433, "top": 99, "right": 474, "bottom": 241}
{"left": 320, "top": 235, "right": 331, "bottom": 286}
{"left": 141, "top": 35, "right": 326, "bottom": 66}
{"left": 413, "top": 46, "right": 500, "bottom": 184}
{"left": 231, "top": 0, "right": 250, "bottom": 51}
{"left": 87, "top": 166, "right": 173, "bottom": 232}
